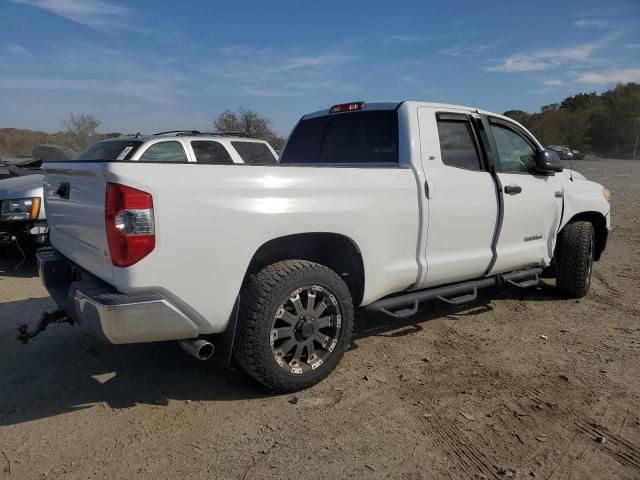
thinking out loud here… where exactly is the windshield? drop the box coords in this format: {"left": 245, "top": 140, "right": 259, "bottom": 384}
{"left": 72, "top": 139, "right": 143, "bottom": 161}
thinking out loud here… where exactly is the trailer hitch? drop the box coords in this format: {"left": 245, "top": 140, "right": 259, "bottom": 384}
{"left": 17, "top": 308, "right": 73, "bottom": 344}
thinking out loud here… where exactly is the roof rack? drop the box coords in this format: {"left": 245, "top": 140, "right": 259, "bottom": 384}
{"left": 151, "top": 130, "right": 250, "bottom": 138}
{"left": 208, "top": 132, "right": 249, "bottom": 138}
{"left": 152, "top": 130, "right": 202, "bottom": 136}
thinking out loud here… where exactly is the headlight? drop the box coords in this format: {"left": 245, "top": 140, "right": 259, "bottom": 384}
{"left": 602, "top": 188, "right": 610, "bottom": 201}
{"left": 0, "top": 197, "right": 41, "bottom": 221}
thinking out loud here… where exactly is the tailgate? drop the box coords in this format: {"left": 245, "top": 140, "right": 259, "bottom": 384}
{"left": 43, "top": 162, "right": 114, "bottom": 283}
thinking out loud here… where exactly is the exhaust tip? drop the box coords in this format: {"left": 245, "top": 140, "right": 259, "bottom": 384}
{"left": 197, "top": 342, "right": 214, "bottom": 360}
{"left": 179, "top": 339, "right": 214, "bottom": 361}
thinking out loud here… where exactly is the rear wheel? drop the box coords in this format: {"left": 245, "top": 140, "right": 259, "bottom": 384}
{"left": 555, "top": 221, "right": 594, "bottom": 298}
{"left": 234, "top": 260, "right": 354, "bottom": 392}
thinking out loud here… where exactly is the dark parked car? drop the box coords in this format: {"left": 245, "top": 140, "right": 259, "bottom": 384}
{"left": 546, "top": 145, "right": 584, "bottom": 160}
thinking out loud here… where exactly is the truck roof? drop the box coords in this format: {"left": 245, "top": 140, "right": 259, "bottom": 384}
{"left": 302, "top": 101, "right": 503, "bottom": 120}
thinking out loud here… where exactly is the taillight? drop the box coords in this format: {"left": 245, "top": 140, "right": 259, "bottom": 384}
{"left": 105, "top": 182, "right": 155, "bottom": 267}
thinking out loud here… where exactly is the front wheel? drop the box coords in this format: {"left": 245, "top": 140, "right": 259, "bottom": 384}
{"left": 234, "top": 260, "right": 354, "bottom": 392}
{"left": 555, "top": 221, "right": 594, "bottom": 298}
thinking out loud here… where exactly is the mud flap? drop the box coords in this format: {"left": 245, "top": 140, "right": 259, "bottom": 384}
{"left": 210, "top": 295, "right": 240, "bottom": 368}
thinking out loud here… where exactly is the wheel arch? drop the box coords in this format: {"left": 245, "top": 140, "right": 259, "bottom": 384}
{"left": 562, "top": 211, "right": 607, "bottom": 261}
{"left": 243, "top": 232, "right": 366, "bottom": 306}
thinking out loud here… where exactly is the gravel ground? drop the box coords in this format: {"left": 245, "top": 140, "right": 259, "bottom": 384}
{"left": 1, "top": 159, "right": 639, "bottom": 480}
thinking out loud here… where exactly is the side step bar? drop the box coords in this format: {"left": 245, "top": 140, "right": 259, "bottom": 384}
{"left": 365, "top": 268, "right": 542, "bottom": 319}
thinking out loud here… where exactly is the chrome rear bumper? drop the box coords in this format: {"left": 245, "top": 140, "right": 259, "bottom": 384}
{"left": 36, "top": 247, "right": 199, "bottom": 344}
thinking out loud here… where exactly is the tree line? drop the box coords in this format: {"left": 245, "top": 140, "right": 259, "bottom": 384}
{"left": 0, "top": 109, "right": 285, "bottom": 158}
{"left": 504, "top": 82, "right": 640, "bottom": 158}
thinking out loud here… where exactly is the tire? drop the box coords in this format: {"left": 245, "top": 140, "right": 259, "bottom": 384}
{"left": 234, "top": 260, "right": 354, "bottom": 392}
{"left": 555, "top": 221, "right": 594, "bottom": 298}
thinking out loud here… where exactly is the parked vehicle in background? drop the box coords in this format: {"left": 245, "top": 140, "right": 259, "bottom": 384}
{"left": 35, "top": 103, "right": 611, "bottom": 392}
{"left": 546, "top": 145, "right": 584, "bottom": 160}
{"left": 0, "top": 145, "right": 75, "bottom": 248}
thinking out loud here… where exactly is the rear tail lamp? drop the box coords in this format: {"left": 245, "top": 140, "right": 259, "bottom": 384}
{"left": 105, "top": 182, "right": 155, "bottom": 267}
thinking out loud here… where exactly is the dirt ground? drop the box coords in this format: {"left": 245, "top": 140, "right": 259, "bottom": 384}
{"left": 1, "top": 159, "right": 639, "bottom": 480}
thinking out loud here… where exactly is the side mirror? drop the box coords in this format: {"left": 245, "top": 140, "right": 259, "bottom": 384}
{"left": 536, "top": 149, "right": 563, "bottom": 174}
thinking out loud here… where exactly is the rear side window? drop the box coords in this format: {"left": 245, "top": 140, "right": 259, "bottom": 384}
{"left": 139, "top": 141, "right": 187, "bottom": 163}
{"left": 436, "top": 117, "right": 483, "bottom": 171}
{"left": 280, "top": 111, "right": 398, "bottom": 165}
{"left": 191, "top": 141, "right": 233, "bottom": 164}
{"left": 73, "top": 140, "right": 142, "bottom": 161}
{"left": 231, "top": 141, "right": 276, "bottom": 165}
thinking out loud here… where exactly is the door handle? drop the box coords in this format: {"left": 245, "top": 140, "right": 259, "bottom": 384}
{"left": 56, "top": 182, "right": 70, "bottom": 199}
{"left": 504, "top": 185, "right": 522, "bottom": 195}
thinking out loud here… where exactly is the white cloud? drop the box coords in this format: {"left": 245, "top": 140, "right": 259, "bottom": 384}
{"left": 573, "top": 19, "right": 609, "bottom": 28}
{"left": 624, "top": 43, "right": 640, "bottom": 49}
{"left": 204, "top": 47, "right": 355, "bottom": 97}
{"left": 13, "top": 0, "right": 131, "bottom": 30}
{"left": 378, "top": 33, "right": 432, "bottom": 44}
{"left": 486, "top": 43, "right": 599, "bottom": 72}
{"left": 5, "top": 43, "right": 32, "bottom": 56}
{"left": 576, "top": 68, "right": 640, "bottom": 84}
{"left": 543, "top": 79, "right": 563, "bottom": 86}
{"left": 437, "top": 42, "right": 500, "bottom": 58}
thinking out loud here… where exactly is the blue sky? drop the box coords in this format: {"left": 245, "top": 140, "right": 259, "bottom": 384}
{"left": 1, "top": 0, "right": 639, "bottom": 136}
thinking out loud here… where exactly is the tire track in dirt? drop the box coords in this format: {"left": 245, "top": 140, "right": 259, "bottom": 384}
{"left": 522, "top": 387, "right": 640, "bottom": 478}
{"left": 590, "top": 292, "right": 640, "bottom": 318}
{"left": 420, "top": 415, "right": 502, "bottom": 480}
{"left": 573, "top": 418, "right": 640, "bottom": 470}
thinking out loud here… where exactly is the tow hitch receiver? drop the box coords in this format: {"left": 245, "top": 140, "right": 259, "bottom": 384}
{"left": 17, "top": 308, "right": 73, "bottom": 344}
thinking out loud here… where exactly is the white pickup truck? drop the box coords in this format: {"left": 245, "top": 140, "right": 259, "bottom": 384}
{"left": 34, "top": 103, "right": 611, "bottom": 392}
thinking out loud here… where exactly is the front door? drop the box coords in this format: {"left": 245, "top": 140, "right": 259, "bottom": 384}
{"left": 486, "top": 117, "right": 563, "bottom": 274}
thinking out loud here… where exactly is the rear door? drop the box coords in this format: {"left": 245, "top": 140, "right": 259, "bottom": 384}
{"left": 417, "top": 107, "right": 498, "bottom": 288}
{"left": 486, "top": 117, "right": 563, "bottom": 274}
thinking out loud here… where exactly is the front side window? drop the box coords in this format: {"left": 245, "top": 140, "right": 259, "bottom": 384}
{"left": 436, "top": 118, "right": 483, "bottom": 170}
{"left": 490, "top": 123, "right": 537, "bottom": 173}
{"left": 280, "top": 111, "right": 398, "bottom": 165}
{"left": 139, "top": 141, "right": 187, "bottom": 162}
{"left": 191, "top": 141, "right": 233, "bottom": 164}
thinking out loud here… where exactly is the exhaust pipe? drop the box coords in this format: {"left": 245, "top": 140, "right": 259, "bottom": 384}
{"left": 179, "top": 338, "right": 214, "bottom": 361}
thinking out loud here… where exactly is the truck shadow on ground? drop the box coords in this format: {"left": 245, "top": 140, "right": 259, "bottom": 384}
{"left": 0, "top": 282, "right": 568, "bottom": 427}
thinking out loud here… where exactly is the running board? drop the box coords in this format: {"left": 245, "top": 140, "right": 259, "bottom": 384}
{"left": 366, "top": 268, "right": 542, "bottom": 319}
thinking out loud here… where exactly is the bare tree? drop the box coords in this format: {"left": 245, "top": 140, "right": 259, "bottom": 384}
{"left": 61, "top": 113, "right": 101, "bottom": 149}
{"left": 214, "top": 107, "right": 285, "bottom": 150}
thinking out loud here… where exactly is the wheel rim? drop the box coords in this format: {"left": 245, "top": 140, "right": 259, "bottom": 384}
{"left": 270, "top": 285, "right": 342, "bottom": 375}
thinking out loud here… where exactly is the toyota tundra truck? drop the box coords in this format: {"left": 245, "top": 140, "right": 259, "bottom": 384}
{"left": 33, "top": 102, "right": 611, "bottom": 392}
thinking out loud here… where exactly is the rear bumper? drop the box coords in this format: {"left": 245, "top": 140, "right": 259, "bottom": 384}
{"left": 36, "top": 247, "right": 199, "bottom": 344}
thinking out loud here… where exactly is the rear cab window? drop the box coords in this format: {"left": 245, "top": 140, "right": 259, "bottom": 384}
{"left": 72, "top": 139, "right": 143, "bottom": 161}
{"left": 280, "top": 110, "right": 398, "bottom": 165}
{"left": 231, "top": 141, "right": 277, "bottom": 165}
